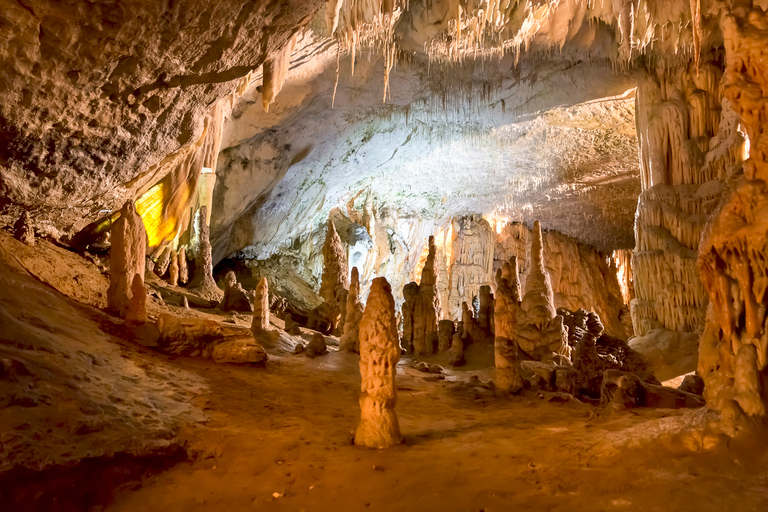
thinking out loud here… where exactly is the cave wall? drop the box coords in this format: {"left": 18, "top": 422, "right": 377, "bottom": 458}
{"left": 0, "top": 0, "right": 323, "bottom": 236}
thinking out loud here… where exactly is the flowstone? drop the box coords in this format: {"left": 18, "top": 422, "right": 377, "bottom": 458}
{"left": 355, "top": 277, "right": 402, "bottom": 449}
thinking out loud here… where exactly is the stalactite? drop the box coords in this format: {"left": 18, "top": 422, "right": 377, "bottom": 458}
{"left": 263, "top": 33, "right": 299, "bottom": 113}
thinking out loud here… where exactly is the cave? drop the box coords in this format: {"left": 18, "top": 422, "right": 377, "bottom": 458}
{"left": 2, "top": 1, "right": 768, "bottom": 510}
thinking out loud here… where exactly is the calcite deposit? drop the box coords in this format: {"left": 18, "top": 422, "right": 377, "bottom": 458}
{"left": 220, "top": 271, "right": 253, "bottom": 312}
{"left": 412, "top": 236, "right": 442, "bottom": 356}
{"left": 355, "top": 277, "right": 402, "bottom": 449}
{"left": 190, "top": 206, "right": 221, "bottom": 300}
{"left": 494, "top": 257, "right": 524, "bottom": 394}
{"left": 516, "top": 222, "right": 568, "bottom": 359}
{"left": 13, "top": 211, "right": 34, "bottom": 246}
{"left": 251, "top": 277, "right": 271, "bottom": 336}
{"left": 340, "top": 267, "right": 364, "bottom": 353}
{"left": 400, "top": 281, "right": 419, "bottom": 353}
{"left": 317, "top": 219, "right": 349, "bottom": 333}
{"left": 107, "top": 201, "right": 147, "bottom": 322}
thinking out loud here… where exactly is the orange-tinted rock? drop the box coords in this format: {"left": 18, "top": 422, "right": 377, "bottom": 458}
{"left": 107, "top": 201, "right": 147, "bottom": 322}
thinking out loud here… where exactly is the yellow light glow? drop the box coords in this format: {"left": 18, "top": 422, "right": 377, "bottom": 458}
{"left": 135, "top": 180, "right": 178, "bottom": 248}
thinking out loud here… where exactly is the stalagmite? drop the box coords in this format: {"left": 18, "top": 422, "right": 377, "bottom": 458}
{"left": 13, "top": 211, "right": 34, "bottom": 246}
{"left": 190, "top": 206, "right": 221, "bottom": 299}
{"left": 437, "top": 320, "right": 455, "bottom": 353}
{"left": 516, "top": 221, "right": 568, "bottom": 359}
{"left": 178, "top": 247, "right": 188, "bottom": 285}
{"left": 494, "top": 257, "right": 523, "bottom": 394}
{"left": 412, "top": 236, "right": 442, "bottom": 356}
{"left": 449, "top": 332, "right": 466, "bottom": 367}
{"left": 340, "top": 267, "right": 364, "bottom": 353}
{"left": 252, "top": 277, "right": 270, "bottom": 334}
{"left": 221, "top": 271, "right": 253, "bottom": 312}
{"left": 168, "top": 250, "right": 179, "bottom": 286}
{"left": 401, "top": 282, "right": 419, "bottom": 353}
{"left": 478, "top": 285, "right": 494, "bottom": 335}
{"left": 107, "top": 200, "right": 147, "bottom": 322}
{"left": 154, "top": 246, "right": 171, "bottom": 277}
{"left": 317, "top": 219, "right": 349, "bottom": 333}
{"left": 447, "top": 215, "right": 495, "bottom": 320}
{"left": 354, "top": 277, "right": 402, "bottom": 449}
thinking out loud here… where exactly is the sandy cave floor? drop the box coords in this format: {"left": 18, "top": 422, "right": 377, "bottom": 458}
{"left": 1, "top": 232, "right": 768, "bottom": 511}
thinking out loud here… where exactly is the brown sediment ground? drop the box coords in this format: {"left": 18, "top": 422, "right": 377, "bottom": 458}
{"left": 1, "top": 231, "right": 768, "bottom": 512}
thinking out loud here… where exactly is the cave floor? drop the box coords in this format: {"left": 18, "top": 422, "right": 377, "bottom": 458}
{"left": 1, "top": 232, "right": 768, "bottom": 511}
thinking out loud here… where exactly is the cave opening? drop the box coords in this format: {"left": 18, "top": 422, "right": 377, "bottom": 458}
{"left": 2, "top": 1, "right": 768, "bottom": 511}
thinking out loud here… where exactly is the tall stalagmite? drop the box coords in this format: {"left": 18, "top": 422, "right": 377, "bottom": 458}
{"left": 401, "top": 281, "right": 419, "bottom": 353}
{"left": 107, "top": 200, "right": 147, "bottom": 322}
{"left": 252, "top": 277, "right": 270, "bottom": 333}
{"left": 190, "top": 206, "right": 220, "bottom": 299}
{"left": 354, "top": 277, "right": 402, "bottom": 449}
{"left": 318, "top": 219, "right": 349, "bottom": 332}
{"left": 412, "top": 236, "right": 442, "bottom": 355}
{"left": 168, "top": 250, "right": 179, "bottom": 286}
{"left": 494, "top": 256, "right": 524, "bottom": 393}
{"left": 178, "top": 247, "right": 188, "bottom": 285}
{"left": 340, "top": 267, "right": 364, "bottom": 353}
{"left": 517, "top": 221, "right": 568, "bottom": 359}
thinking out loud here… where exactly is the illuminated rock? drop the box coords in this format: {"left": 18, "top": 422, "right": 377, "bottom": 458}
{"left": 178, "top": 247, "right": 188, "bottom": 285}
{"left": 412, "top": 236, "right": 441, "bottom": 355}
{"left": 340, "top": 267, "right": 364, "bottom": 353}
{"left": 168, "top": 249, "right": 179, "bottom": 286}
{"left": 190, "top": 206, "right": 222, "bottom": 300}
{"left": 252, "top": 277, "right": 271, "bottom": 334}
{"left": 400, "top": 281, "right": 419, "bottom": 353}
{"left": 221, "top": 271, "right": 253, "bottom": 312}
{"left": 494, "top": 256, "right": 523, "bottom": 394}
{"left": 317, "top": 219, "right": 349, "bottom": 333}
{"left": 355, "top": 277, "right": 402, "bottom": 449}
{"left": 107, "top": 201, "right": 147, "bottom": 322}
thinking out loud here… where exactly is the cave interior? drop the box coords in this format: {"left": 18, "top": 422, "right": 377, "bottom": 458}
{"left": 2, "top": 0, "right": 768, "bottom": 510}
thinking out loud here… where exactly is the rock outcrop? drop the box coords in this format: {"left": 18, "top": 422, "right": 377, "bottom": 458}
{"left": 107, "top": 201, "right": 147, "bottom": 322}
{"left": 400, "top": 281, "right": 419, "bottom": 353}
{"left": 355, "top": 277, "right": 402, "bottom": 449}
{"left": 339, "top": 267, "right": 364, "bottom": 353}
{"left": 252, "top": 277, "right": 270, "bottom": 334}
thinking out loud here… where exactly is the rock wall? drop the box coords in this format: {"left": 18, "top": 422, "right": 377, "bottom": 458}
{"left": 446, "top": 215, "right": 495, "bottom": 321}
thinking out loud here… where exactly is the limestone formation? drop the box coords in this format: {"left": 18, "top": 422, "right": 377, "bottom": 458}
{"left": 355, "top": 277, "right": 402, "bottom": 449}
{"left": 178, "top": 247, "right": 188, "bottom": 285}
{"left": 447, "top": 215, "right": 495, "bottom": 320}
{"left": 601, "top": 370, "right": 704, "bottom": 410}
{"left": 437, "top": 320, "right": 455, "bottom": 353}
{"left": 284, "top": 314, "right": 302, "bottom": 336}
{"left": 494, "top": 256, "right": 523, "bottom": 394}
{"left": 306, "top": 333, "right": 328, "bottom": 358}
{"left": 412, "top": 236, "right": 442, "bottom": 356}
{"left": 212, "top": 339, "right": 268, "bottom": 365}
{"left": 340, "top": 267, "right": 364, "bottom": 353}
{"left": 448, "top": 332, "right": 466, "bottom": 367}
{"left": 478, "top": 286, "right": 494, "bottom": 336}
{"left": 317, "top": 219, "right": 349, "bottom": 333}
{"left": 154, "top": 246, "right": 172, "bottom": 277}
{"left": 13, "top": 211, "right": 34, "bottom": 246}
{"left": 221, "top": 271, "right": 253, "bottom": 312}
{"left": 168, "top": 250, "right": 179, "bottom": 286}
{"left": 400, "top": 282, "right": 419, "bottom": 353}
{"left": 107, "top": 201, "right": 147, "bottom": 322}
{"left": 251, "top": 277, "right": 270, "bottom": 335}
{"left": 190, "top": 206, "right": 221, "bottom": 299}
{"left": 516, "top": 221, "right": 568, "bottom": 359}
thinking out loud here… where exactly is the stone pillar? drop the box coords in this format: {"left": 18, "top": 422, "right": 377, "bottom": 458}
{"left": 494, "top": 256, "right": 523, "bottom": 393}
{"left": 190, "top": 205, "right": 220, "bottom": 298}
{"left": 252, "top": 277, "right": 270, "bottom": 332}
{"left": 318, "top": 219, "right": 349, "bottom": 332}
{"left": 437, "top": 320, "right": 455, "bottom": 353}
{"left": 355, "top": 277, "right": 402, "bottom": 448}
{"left": 168, "top": 250, "right": 179, "bottom": 286}
{"left": 155, "top": 245, "right": 171, "bottom": 277}
{"left": 340, "top": 267, "right": 365, "bottom": 353}
{"left": 401, "top": 281, "right": 419, "bottom": 353}
{"left": 178, "top": 247, "right": 188, "bottom": 284}
{"left": 107, "top": 200, "right": 147, "bottom": 322}
{"left": 517, "top": 221, "right": 568, "bottom": 358}
{"left": 413, "top": 236, "right": 441, "bottom": 355}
